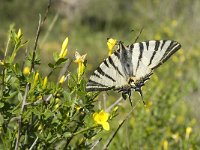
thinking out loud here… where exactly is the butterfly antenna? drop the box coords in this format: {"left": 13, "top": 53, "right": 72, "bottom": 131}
{"left": 134, "top": 27, "right": 144, "bottom": 43}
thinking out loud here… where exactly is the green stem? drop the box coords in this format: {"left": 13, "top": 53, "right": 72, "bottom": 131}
{"left": 73, "top": 125, "right": 98, "bottom": 136}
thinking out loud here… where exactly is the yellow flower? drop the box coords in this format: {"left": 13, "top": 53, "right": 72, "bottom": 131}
{"left": 54, "top": 98, "right": 61, "bottom": 110}
{"left": 185, "top": 126, "right": 192, "bottom": 139}
{"left": 17, "top": 28, "right": 22, "bottom": 39}
{"left": 42, "top": 76, "right": 48, "bottom": 89}
{"left": 93, "top": 110, "right": 110, "bottom": 131}
{"left": 37, "top": 95, "right": 42, "bottom": 100}
{"left": 163, "top": 27, "right": 173, "bottom": 37}
{"left": 59, "top": 37, "right": 68, "bottom": 58}
{"left": 38, "top": 124, "right": 43, "bottom": 131}
{"left": 74, "top": 51, "right": 87, "bottom": 63}
{"left": 0, "top": 60, "right": 4, "bottom": 65}
{"left": 154, "top": 33, "right": 161, "bottom": 40}
{"left": 54, "top": 103, "right": 60, "bottom": 110}
{"left": 162, "top": 140, "right": 168, "bottom": 150}
{"left": 171, "top": 20, "right": 178, "bottom": 27}
{"left": 107, "top": 38, "right": 117, "bottom": 56}
{"left": 75, "top": 105, "right": 81, "bottom": 111}
{"left": 23, "top": 66, "right": 30, "bottom": 75}
{"left": 145, "top": 100, "right": 153, "bottom": 109}
{"left": 74, "top": 51, "right": 87, "bottom": 81}
{"left": 59, "top": 75, "right": 65, "bottom": 84}
{"left": 113, "top": 106, "right": 118, "bottom": 112}
{"left": 171, "top": 133, "right": 180, "bottom": 143}
{"left": 33, "top": 72, "right": 39, "bottom": 86}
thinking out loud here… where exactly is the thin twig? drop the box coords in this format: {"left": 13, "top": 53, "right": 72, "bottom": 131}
{"left": 31, "top": 0, "right": 52, "bottom": 71}
{"left": 103, "top": 101, "right": 139, "bottom": 150}
{"left": 103, "top": 93, "right": 107, "bottom": 110}
{"left": 31, "top": 15, "right": 42, "bottom": 71}
{"left": 1, "top": 34, "right": 11, "bottom": 91}
{"left": 134, "top": 27, "right": 144, "bottom": 43}
{"left": 41, "top": 13, "right": 59, "bottom": 47}
{"left": 64, "top": 126, "right": 79, "bottom": 148}
{"left": 106, "top": 97, "right": 123, "bottom": 112}
{"left": 29, "top": 137, "right": 39, "bottom": 150}
{"left": 90, "top": 138, "right": 102, "bottom": 150}
{"left": 29, "top": 129, "right": 42, "bottom": 150}
{"left": 14, "top": 84, "right": 29, "bottom": 150}
{"left": 4, "top": 33, "right": 10, "bottom": 59}
{"left": 57, "top": 59, "right": 72, "bottom": 82}
{"left": 21, "top": 45, "right": 28, "bottom": 70}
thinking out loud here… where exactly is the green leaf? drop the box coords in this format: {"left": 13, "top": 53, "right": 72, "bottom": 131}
{"left": 63, "top": 132, "right": 72, "bottom": 138}
{"left": 53, "top": 52, "right": 58, "bottom": 62}
{"left": 63, "top": 91, "right": 71, "bottom": 102}
{"left": 0, "top": 102, "right": 4, "bottom": 108}
{"left": 32, "top": 108, "right": 41, "bottom": 117}
{"left": 48, "top": 63, "right": 54, "bottom": 68}
{"left": 18, "top": 92, "right": 23, "bottom": 102}
{"left": 55, "top": 58, "right": 67, "bottom": 66}
{"left": 43, "top": 110, "right": 54, "bottom": 120}
{"left": 0, "top": 114, "right": 4, "bottom": 125}
{"left": 4, "top": 91, "right": 18, "bottom": 99}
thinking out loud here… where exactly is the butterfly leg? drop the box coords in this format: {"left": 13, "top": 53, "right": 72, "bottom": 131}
{"left": 127, "top": 90, "right": 133, "bottom": 107}
{"left": 136, "top": 87, "right": 146, "bottom": 106}
{"left": 121, "top": 90, "right": 133, "bottom": 106}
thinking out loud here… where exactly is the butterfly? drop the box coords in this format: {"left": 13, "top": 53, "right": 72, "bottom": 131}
{"left": 86, "top": 40, "right": 181, "bottom": 105}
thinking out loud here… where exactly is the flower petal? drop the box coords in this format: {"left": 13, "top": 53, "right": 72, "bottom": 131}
{"left": 102, "top": 122, "right": 110, "bottom": 131}
{"left": 93, "top": 113, "right": 99, "bottom": 123}
{"left": 99, "top": 110, "right": 109, "bottom": 122}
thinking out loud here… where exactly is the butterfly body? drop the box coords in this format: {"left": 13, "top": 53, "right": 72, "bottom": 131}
{"left": 86, "top": 40, "right": 181, "bottom": 101}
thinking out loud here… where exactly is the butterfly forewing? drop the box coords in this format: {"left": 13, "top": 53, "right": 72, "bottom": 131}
{"left": 86, "top": 40, "right": 181, "bottom": 92}
{"left": 86, "top": 49, "right": 127, "bottom": 91}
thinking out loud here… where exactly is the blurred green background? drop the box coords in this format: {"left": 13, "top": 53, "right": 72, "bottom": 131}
{"left": 0, "top": 0, "right": 200, "bottom": 149}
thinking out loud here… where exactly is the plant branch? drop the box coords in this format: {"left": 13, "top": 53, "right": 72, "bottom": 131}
{"left": 29, "top": 129, "right": 43, "bottom": 150}
{"left": 31, "top": 0, "right": 51, "bottom": 71}
{"left": 29, "top": 137, "right": 38, "bottom": 150}
{"left": 57, "top": 59, "right": 72, "bottom": 82}
{"left": 73, "top": 125, "right": 98, "bottom": 136}
{"left": 90, "top": 138, "right": 102, "bottom": 150}
{"left": 41, "top": 13, "right": 59, "bottom": 47}
{"left": 1, "top": 33, "right": 11, "bottom": 92}
{"left": 14, "top": 1, "right": 52, "bottom": 149}
{"left": 14, "top": 84, "right": 29, "bottom": 150}
{"left": 103, "top": 101, "right": 139, "bottom": 150}
{"left": 106, "top": 97, "right": 123, "bottom": 112}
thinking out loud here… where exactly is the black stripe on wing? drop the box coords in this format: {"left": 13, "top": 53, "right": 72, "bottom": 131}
{"left": 152, "top": 41, "right": 181, "bottom": 70}
{"left": 96, "top": 67, "right": 116, "bottom": 82}
{"left": 87, "top": 79, "right": 108, "bottom": 87}
{"left": 108, "top": 55, "right": 124, "bottom": 77}
{"left": 93, "top": 72, "right": 101, "bottom": 78}
{"left": 160, "top": 40, "right": 166, "bottom": 50}
{"left": 86, "top": 79, "right": 115, "bottom": 91}
{"left": 86, "top": 87, "right": 114, "bottom": 91}
{"left": 148, "top": 40, "right": 160, "bottom": 66}
{"left": 146, "top": 41, "right": 149, "bottom": 50}
{"left": 136, "top": 42, "right": 144, "bottom": 72}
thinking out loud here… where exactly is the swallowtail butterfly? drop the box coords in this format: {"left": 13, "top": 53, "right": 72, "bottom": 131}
{"left": 86, "top": 40, "right": 181, "bottom": 104}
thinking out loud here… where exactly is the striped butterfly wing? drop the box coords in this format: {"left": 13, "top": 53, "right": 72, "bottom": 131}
{"left": 129, "top": 40, "right": 181, "bottom": 79}
{"left": 86, "top": 48, "right": 127, "bottom": 91}
{"left": 86, "top": 40, "right": 181, "bottom": 92}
